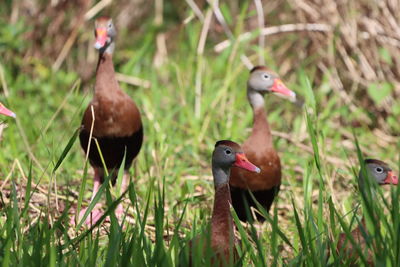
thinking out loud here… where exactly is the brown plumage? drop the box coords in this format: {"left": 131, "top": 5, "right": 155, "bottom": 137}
{"left": 336, "top": 159, "right": 398, "bottom": 264}
{"left": 73, "top": 16, "right": 143, "bottom": 225}
{"left": 181, "top": 140, "right": 260, "bottom": 266}
{"left": 80, "top": 52, "right": 143, "bottom": 171}
{"left": 250, "top": 65, "right": 269, "bottom": 73}
{"left": 209, "top": 184, "right": 238, "bottom": 266}
{"left": 230, "top": 66, "right": 295, "bottom": 222}
{"left": 336, "top": 219, "right": 374, "bottom": 265}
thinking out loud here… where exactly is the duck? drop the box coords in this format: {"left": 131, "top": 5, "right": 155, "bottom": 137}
{"left": 181, "top": 140, "right": 261, "bottom": 266}
{"left": 74, "top": 16, "right": 143, "bottom": 225}
{"left": 230, "top": 66, "right": 296, "bottom": 222}
{"left": 0, "top": 102, "right": 16, "bottom": 118}
{"left": 336, "top": 159, "right": 398, "bottom": 264}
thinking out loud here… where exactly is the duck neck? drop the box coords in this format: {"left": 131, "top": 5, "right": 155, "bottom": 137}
{"left": 247, "top": 90, "right": 272, "bottom": 145}
{"left": 359, "top": 185, "right": 381, "bottom": 230}
{"left": 358, "top": 182, "right": 382, "bottom": 234}
{"left": 212, "top": 163, "right": 230, "bottom": 187}
{"left": 95, "top": 51, "right": 119, "bottom": 95}
{"left": 211, "top": 183, "right": 235, "bottom": 246}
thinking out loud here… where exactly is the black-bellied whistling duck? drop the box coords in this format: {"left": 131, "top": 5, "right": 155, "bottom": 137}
{"left": 182, "top": 140, "right": 260, "bottom": 266}
{"left": 0, "top": 102, "right": 16, "bottom": 118}
{"left": 74, "top": 17, "right": 143, "bottom": 225}
{"left": 230, "top": 66, "right": 295, "bottom": 222}
{"left": 336, "top": 159, "right": 398, "bottom": 263}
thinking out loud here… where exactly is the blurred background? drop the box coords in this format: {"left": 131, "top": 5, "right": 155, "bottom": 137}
{"left": 1, "top": 0, "right": 399, "bottom": 131}
{"left": 1, "top": 0, "right": 399, "bottom": 224}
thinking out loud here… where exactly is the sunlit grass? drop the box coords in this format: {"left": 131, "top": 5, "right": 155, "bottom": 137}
{"left": 0, "top": 2, "right": 399, "bottom": 266}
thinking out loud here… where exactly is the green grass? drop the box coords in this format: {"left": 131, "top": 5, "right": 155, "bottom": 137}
{"left": 0, "top": 1, "right": 399, "bottom": 266}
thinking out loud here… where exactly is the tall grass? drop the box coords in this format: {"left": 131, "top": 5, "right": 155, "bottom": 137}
{"left": 0, "top": 1, "right": 399, "bottom": 266}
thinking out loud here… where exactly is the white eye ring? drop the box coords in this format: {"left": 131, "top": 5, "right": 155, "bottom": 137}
{"left": 375, "top": 167, "right": 384, "bottom": 173}
{"left": 225, "top": 150, "right": 232, "bottom": 155}
{"left": 262, "top": 74, "right": 270, "bottom": 80}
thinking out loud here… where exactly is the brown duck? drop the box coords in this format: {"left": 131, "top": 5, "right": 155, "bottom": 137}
{"left": 336, "top": 159, "right": 398, "bottom": 264}
{"left": 230, "top": 66, "right": 295, "bottom": 222}
{"left": 182, "top": 140, "right": 260, "bottom": 266}
{"left": 74, "top": 16, "right": 143, "bottom": 225}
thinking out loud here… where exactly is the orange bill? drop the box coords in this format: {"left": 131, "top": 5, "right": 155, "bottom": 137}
{"left": 0, "top": 102, "right": 16, "bottom": 118}
{"left": 384, "top": 171, "right": 398, "bottom": 185}
{"left": 94, "top": 28, "right": 108, "bottom": 49}
{"left": 234, "top": 153, "right": 261, "bottom": 173}
{"left": 271, "top": 79, "right": 296, "bottom": 100}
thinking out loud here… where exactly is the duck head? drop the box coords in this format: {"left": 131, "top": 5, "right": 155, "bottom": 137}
{"left": 360, "top": 159, "right": 398, "bottom": 186}
{"left": 0, "top": 102, "right": 16, "bottom": 118}
{"left": 247, "top": 66, "right": 296, "bottom": 108}
{"left": 212, "top": 140, "right": 260, "bottom": 187}
{"left": 94, "top": 16, "right": 116, "bottom": 53}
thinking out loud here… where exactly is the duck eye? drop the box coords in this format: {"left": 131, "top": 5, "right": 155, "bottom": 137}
{"left": 262, "top": 74, "right": 270, "bottom": 80}
{"left": 225, "top": 150, "right": 232, "bottom": 155}
{"left": 375, "top": 167, "right": 384, "bottom": 173}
